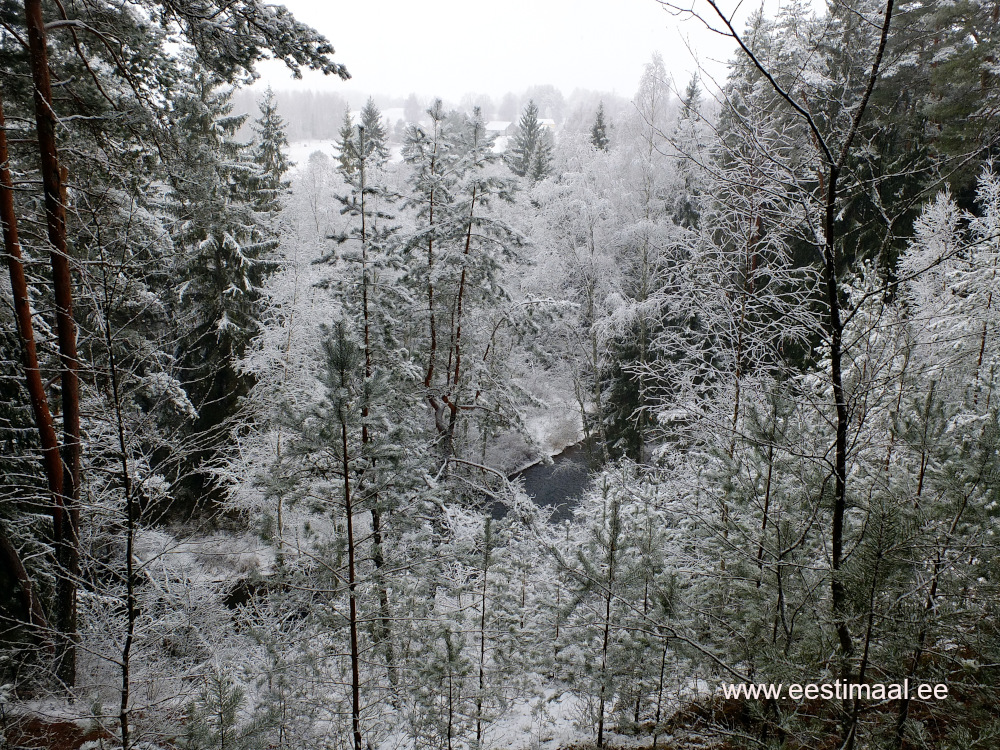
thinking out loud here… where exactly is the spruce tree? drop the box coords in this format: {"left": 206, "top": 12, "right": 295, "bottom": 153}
{"left": 250, "top": 86, "right": 292, "bottom": 216}
{"left": 165, "top": 64, "right": 279, "bottom": 511}
{"left": 337, "top": 107, "right": 357, "bottom": 176}
{"left": 590, "top": 101, "right": 609, "bottom": 151}
{"left": 509, "top": 100, "right": 551, "bottom": 180}
{"left": 599, "top": 54, "right": 677, "bottom": 462}
{"left": 359, "top": 97, "right": 390, "bottom": 162}
{"left": 670, "top": 75, "right": 706, "bottom": 228}
{"left": 529, "top": 130, "right": 554, "bottom": 183}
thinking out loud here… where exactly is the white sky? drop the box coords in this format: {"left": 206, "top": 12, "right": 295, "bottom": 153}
{"left": 256, "top": 0, "right": 760, "bottom": 101}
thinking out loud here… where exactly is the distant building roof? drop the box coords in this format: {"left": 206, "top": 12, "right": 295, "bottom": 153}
{"left": 486, "top": 121, "right": 512, "bottom": 131}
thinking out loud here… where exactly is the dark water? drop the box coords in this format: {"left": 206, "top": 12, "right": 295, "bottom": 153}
{"left": 505, "top": 441, "right": 593, "bottom": 521}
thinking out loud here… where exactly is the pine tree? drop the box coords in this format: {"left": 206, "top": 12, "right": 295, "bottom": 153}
{"left": 322, "top": 323, "right": 366, "bottom": 750}
{"left": 0, "top": 0, "right": 347, "bottom": 702}
{"left": 403, "top": 101, "right": 527, "bottom": 464}
{"left": 590, "top": 102, "right": 609, "bottom": 151}
{"left": 332, "top": 95, "right": 405, "bottom": 690}
{"left": 182, "top": 667, "right": 272, "bottom": 750}
{"left": 554, "top": 466, "right": 665, "bottom": 748}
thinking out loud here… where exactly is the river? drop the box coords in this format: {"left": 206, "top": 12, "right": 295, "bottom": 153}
{"left": 505, "top": 441, "right": 594, "bottom": 521}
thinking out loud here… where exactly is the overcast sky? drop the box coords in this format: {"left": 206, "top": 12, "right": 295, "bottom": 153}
{"left": 256, "top": 0, "right": 759, "bottom": 101}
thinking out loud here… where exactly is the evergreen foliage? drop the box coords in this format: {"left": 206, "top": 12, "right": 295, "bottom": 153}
{"left": 167, "top": 68, "right": 277, "bottom": 397}
{"left": 509, "top": 100, "right": 553, "bottom": 181}
{"left": 337, "top": 107, "right": 357, "bottom": 176}
{"left": 5, "top": 1, "right": 1000, "bottom": 748}
{"left": 590, "top": 102, "right": 609, "bottom": 151}
{"left": 182, "top": 668, "right": 271, "bottom": 750}
{"left": 250, "top": 86, "right": 293, "bottom": 215}
{"left": 359, "top": 97, "right": 390, "bottom": 162}
{"left": 162, "top": 66, "right": 287, "bottom": 512}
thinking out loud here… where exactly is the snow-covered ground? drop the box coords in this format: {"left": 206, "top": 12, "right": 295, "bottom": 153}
{"left": 373, "top": 684, "right": 712, "bottom": 750}
{"left": 135, "top": 527, "right": 275, "bottom": 584}
{"left": 286, "top": 138, "right": 338, "bottom": 170}
{"left": 479, "top": 689, "right": 604, "bottom": 750}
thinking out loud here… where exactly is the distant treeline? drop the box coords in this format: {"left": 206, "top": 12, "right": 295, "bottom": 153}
{"left": 231, "top": 89, "right": 350, "bottom": 140}
{"left": 231, "top": 86, "right": 633, "bottom": 141}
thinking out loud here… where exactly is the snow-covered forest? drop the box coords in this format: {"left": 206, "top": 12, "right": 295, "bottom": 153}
{"left": 2, "top": 0, "right": 1000, "bottom": 748}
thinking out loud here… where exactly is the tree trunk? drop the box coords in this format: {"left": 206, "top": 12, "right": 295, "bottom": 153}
{"left": 24, "top": 0, "right": 82, "bottom": 688}
{"left": 823, "top": 165, "right": 854, "bottom": 671}
{"left": 0, "top": 56, "right": 70, "bottom": 665}
{"left": 597, "top": 493, "right": 620, "bottom": 749}
{"left": 340, "top": 408, "right": 363, "bottom": 750}
{"left": 355, "top": 128, "right": 396, "bottom": 689}
{"left": 0, "top": 91, "right": 64, "bottom": 524}
{"left": 444, "top": 184, "right": 478, "bottom": 457}
{"left": 0, "top": 524, "right": 51, "bottom": 646}
{"left": 476, "top": 517, "right": 491, "bottom": 749}
{"left": 651, "top": 638, "right": 668, "bottom": 750}
{"left": 97, "top": 248, "right": 138, "bottom": 750}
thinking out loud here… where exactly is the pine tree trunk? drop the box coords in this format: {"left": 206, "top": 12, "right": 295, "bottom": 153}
{"left": 0, "top": 524, "right": 51, "bottom": 645}
{"left": 0, "top": 91, "right": 61, "bottom": 650}
{"left": 597, "top": 494, "right": 620, "bottom": 749}
{"left": 476, "top": 517, "right": 491, "bottom": 749}
{"left": 423, "top": 129, "right": 443, "bottom": 450}
{"left": 340, "top": 404, "right": 363, "bottom": 750}
{"left": 356, "top": 132, "right": 396, "bottom": 688}
{"left": 444, "top": 184, "right": 478, "bottom": 457}
{"left": 24, "top": 0, "right": 82, "bottom": 687}
{"left": 651, "top": 638, "right": 668, "bottom": 750}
